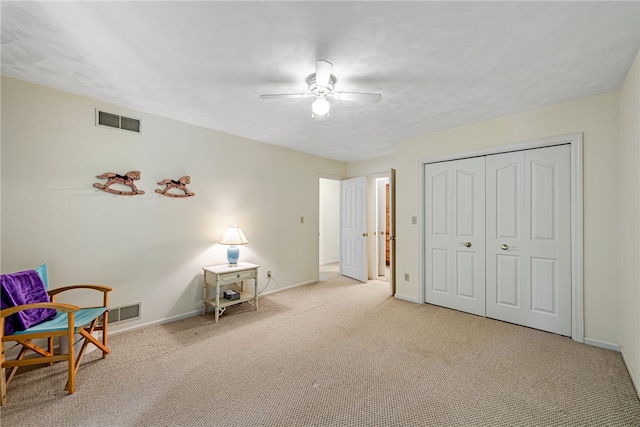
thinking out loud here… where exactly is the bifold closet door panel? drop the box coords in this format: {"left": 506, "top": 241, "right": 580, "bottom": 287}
{"left": 424, "top": 157, "right": 486, "bottom": 316}
{"left": 485, "top": 145, "right": 571, "bottom": 336}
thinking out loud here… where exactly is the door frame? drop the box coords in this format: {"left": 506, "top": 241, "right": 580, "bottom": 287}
{"left": 372, "top": 173, "right": 390, "bottom": 280}
{"left": 418, "top": 132, "right": 584, "bottom": 342}
{"left": 389, "top": 168, "right": 397, "bottom": 295}
{"left": 369, "top": 171, "right": 396, "bottom": 291}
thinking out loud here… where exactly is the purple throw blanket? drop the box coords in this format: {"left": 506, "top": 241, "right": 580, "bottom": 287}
{"left": 1, "top": 270, "right": 57, "bottom": 335}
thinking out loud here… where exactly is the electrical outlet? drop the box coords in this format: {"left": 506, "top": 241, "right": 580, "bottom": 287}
{"left": 404, "top": 273, "right": 410, "bottom": 281}
{"left": 412, "top": 216, "right": 417, "bottom": 225}
{"left": 267, "top": 270, "right": 272, "bottom": 278}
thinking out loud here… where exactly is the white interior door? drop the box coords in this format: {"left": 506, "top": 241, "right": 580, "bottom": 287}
{"left": 486, "top": 145, "right": 571, "bottom": 335}
{"left": 424, "top": 157, "right": 486, "bottom": 316}
{"left": 341, "top": 176, "right": 368, "bottom": 282}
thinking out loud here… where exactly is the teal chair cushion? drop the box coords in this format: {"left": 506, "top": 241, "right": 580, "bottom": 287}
{"left": 12, "top": 307, "right": 107, "bottom": 335}
{"left": 34, "top": 263, "right": 49, "bottom": 290}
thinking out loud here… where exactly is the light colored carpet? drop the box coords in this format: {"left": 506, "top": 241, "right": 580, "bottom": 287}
{"left": 1, "top": 269, "right": 639, "bottom": 426}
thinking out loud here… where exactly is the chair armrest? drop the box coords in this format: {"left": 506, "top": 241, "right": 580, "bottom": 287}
{"left": 48, "top": 284, "right": 112, "bottom": 296}
{"left": 48, "top": 284, "right": 112, "bottom": 308}
{"left": 0, "top": 302, "right": 79, "bottom": 318}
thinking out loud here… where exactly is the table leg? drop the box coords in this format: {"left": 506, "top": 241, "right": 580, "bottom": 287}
{"left": 254, "top": 276, "right": 259, "bottom": 311}
{"left": 202, "top": 275, "right": 208, "bottom": 315}
{"left": 215, "top": 277, "right": 221, "bottom": 323}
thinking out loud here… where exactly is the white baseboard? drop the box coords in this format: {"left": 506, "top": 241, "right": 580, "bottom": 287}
{"left": 393, "top": 293, "right": 419, "bottom": 303}
{"left": 621, "top": 345, "right": 640, "bottom": 399}
{"left": 260, "top": 280, "right": 317, "bottom": 297}
{"left": 584, "top": 337, "right": 621, "bottom": 352}
{"left": 319, "top": 260, "right": 339, "bottom": 266}
{"left": 110, "top": 310, "right": 201, "bottom": 336}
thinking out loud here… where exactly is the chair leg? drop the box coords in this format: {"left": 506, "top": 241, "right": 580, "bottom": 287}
{"left": 1, "top": 338, "right": 6, "bottom": 406}
{"left": 101, "top": 311, "right": 109, "bottom": 359}
{"left": 0, "top": 371, "right": 5, "bottom": 406}
{"left": 74, "top": 335, "right": 90, "bottom": 373}
{"left": 5, "top": 346, "right": 28, "bottom": 385}
{"left": 65, "top": 318, "right": 109, "bottom": 392}
{"left": 64, "top": 331, "right": 75, "bottom": 394}
{"left": 48, "top": 336, "right": 55, "bottom": 366}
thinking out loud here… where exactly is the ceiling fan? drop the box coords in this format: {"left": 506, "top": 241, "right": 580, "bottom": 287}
{"left": 260, "top": 60, "right": 382, "bottom": 118}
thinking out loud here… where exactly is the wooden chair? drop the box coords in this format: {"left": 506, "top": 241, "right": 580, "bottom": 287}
{"left": 0, "top": 266, "right": 111, "bottom": 405}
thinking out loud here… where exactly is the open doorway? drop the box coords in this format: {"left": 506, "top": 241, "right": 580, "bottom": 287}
{"left": 319, "top": 177, "right": 340, "bottom": 281}
{"left": 375, "top": 176, "right": 390, "bottom": 281}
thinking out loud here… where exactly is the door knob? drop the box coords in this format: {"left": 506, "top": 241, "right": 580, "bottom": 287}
{"left": 380, "top": 231, "right": 385, "bottom": 236}
{"left": 500, "top": 244, "right": 509, "bottom": 250}
{"left": 362, "top": 233, "right": 369, "bottom": 237}
{"left": 462, "top": 242, "right": 472, "bottom": 248}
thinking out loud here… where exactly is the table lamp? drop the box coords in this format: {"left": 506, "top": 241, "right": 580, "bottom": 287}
{"left": 219, "top": 226, "right": 248, "bottom": 266}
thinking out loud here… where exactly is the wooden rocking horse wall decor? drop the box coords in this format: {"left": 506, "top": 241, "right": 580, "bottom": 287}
{"left": 155, "top": 176, "right": 195, "bottom": 198}
{"left": 93, "top": 171, "right": 145, "bottom": 195}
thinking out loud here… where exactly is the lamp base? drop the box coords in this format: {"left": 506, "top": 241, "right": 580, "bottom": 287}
{"left": 227, "top": 246, "right": 240, "bottom": 266}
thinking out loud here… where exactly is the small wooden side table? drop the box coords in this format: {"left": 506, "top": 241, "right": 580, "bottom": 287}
{"left": 202, "top": 262, "right": 259, "bottom": 323}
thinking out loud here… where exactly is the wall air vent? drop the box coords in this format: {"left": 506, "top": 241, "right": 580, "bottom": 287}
{"left": 108, "top": 302, "right": 142, "bottom": 324}
{"left": 96, "top": 109, "right": 141, "bottom": 133}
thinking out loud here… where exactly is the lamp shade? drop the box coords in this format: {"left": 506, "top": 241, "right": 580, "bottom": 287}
{"left": 219, "top": 226, "right": 248, "bottom": 245}
{"left": 219, "top": 226, "right": 248, "bottom": 266}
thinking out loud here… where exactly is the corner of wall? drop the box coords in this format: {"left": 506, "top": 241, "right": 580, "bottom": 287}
{"left": 619, "top": 48, "right": 640, "bottom": 399}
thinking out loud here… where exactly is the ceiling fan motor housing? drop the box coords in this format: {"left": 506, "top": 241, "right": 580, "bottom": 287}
{"left": 307, "top": 74, "right": 336, "bottom": 96}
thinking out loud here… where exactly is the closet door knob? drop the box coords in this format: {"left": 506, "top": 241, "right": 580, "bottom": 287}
{"left": 500, "top": 244, "right": 509, "bottom": 251}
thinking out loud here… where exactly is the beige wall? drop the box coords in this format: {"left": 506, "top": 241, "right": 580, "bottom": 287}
{"left": 319, "top": 178, "right": 340, "bottom": 265}
{"left": 0, "top": 77, "right": 346, "bottom": 332}
{"left": 620, "top": 52, "right": 640, "bottom": 393}
{"left": 346, "top": 155, "right": 395, "bottom": 179}
{"left": 395, "top": 92, "right": 622, "bottom": 346}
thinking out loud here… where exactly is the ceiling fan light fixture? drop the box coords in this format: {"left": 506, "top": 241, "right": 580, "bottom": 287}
{"left": 260, "top": 59, "right": 381, "bottom": 120}
{"left": 312, "top": 97, "right": 330, "bottom": 116}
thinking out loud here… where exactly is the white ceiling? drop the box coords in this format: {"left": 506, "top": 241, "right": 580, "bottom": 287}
{"left": 2, "top": 1, "right": 639, "bottom": 162}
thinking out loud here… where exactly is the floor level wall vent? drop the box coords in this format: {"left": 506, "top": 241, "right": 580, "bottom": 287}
{"left": 108, "top": 302, "right": 142, "bottom": 324}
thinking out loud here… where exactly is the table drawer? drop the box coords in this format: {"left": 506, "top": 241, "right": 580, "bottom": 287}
{"left": 219, "top": 269, "right": 255, "bottom": 285}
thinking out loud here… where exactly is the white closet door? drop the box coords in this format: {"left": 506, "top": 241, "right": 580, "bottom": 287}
{"left": 424, "top": 157, "right": 486, "bottom": 316}
{"left": 486, "top": 145, "right": 571, "bottom": 335}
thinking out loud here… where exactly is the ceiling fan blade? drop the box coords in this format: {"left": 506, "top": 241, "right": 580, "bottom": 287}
{"left": 260, "top": 93, "right": 313, "bottom": 100}
{"left": 315, "top": 60, "right": 333, "bottom": 88}
{"left": 332, "top": 92, "right": 382, "bottom": 103}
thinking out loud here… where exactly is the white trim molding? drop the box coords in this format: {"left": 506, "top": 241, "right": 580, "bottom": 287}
{"left": 584, "top": 338, "right": 621, "bottom": 353}
{"left": 621, "top": 345, "right": 640, "bottom": 398}
{"left": 418, "top": 132, "right": 584, "bottom": 343}
{"left": 394, "top": 293, "right": 419, "bottom": 303}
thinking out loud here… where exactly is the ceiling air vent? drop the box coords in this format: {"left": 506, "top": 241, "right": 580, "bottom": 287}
{"left": 96, "top": 109, "right": 141, "bottom": 134}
